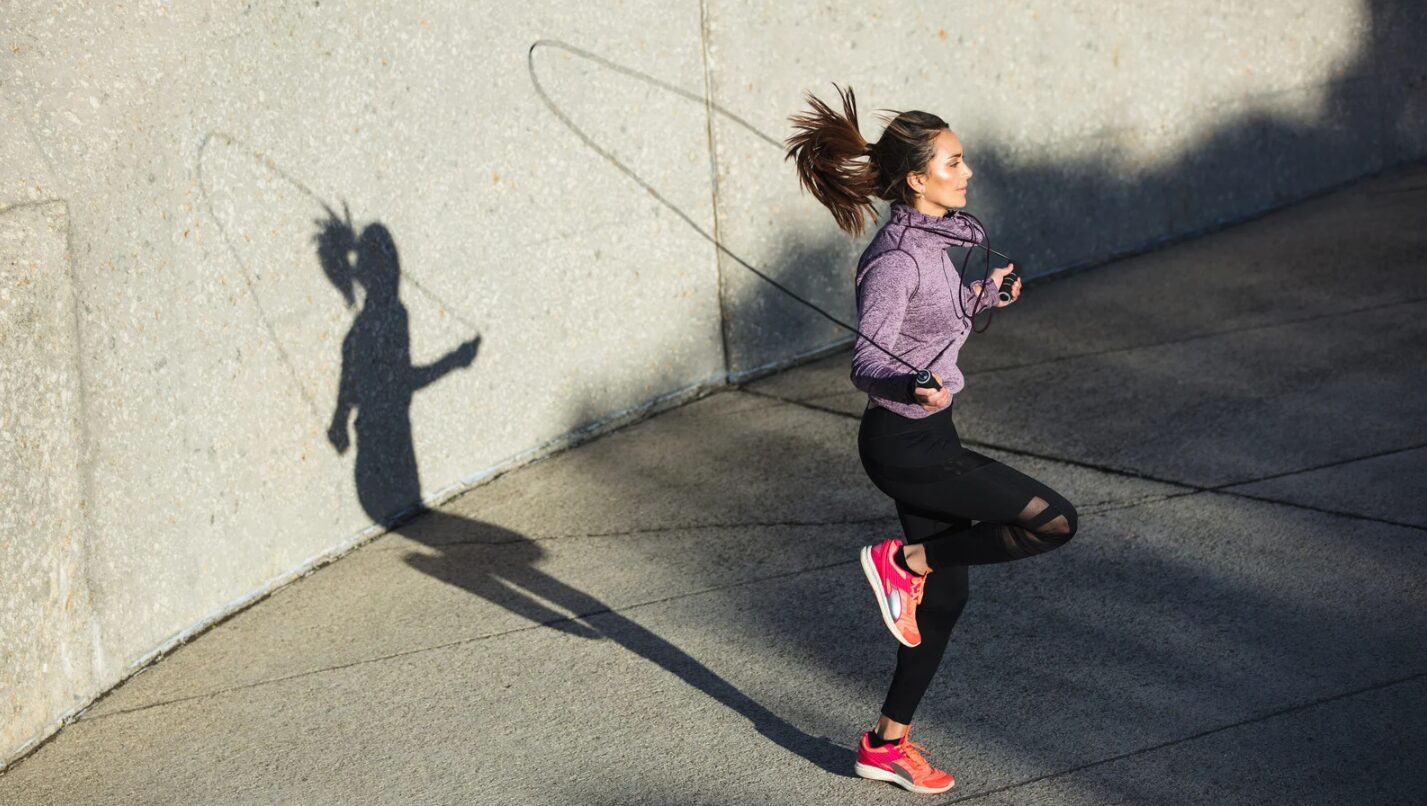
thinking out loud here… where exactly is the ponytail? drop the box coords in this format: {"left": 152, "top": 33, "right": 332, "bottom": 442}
{"left": 785, "top": 84, "right": 948, "bottom": 238}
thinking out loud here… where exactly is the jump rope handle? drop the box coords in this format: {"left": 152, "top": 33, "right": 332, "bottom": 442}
{"left": 914, "top": 369, "right": 942, "bottom": 392}
{"left": 997, "top": 271, "right": 1021, "bottom": 303}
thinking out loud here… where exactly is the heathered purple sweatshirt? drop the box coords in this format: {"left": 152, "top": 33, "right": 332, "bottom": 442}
{"left": 851, "top": 201, "right": 1000, "bottom": 419}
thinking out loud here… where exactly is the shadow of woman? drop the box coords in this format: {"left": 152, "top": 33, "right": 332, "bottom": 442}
{"left": 315, "top": 208, "right": 848, "bottom": 775}
{"left": 316, "top": 206, "right": 481, "bottom": 526}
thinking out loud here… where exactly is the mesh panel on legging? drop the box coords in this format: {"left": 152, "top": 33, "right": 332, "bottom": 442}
{"left": 912, "top": 460, "right": 1079, "bottom": 570}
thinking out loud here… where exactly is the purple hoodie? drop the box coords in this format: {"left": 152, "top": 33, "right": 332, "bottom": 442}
{"left": 850, "top": 201, "right": 1000, "bottom": 419}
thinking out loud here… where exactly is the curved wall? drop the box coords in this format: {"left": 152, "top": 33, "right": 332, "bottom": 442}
{"left": 3, "top": 0, "right": 1423, "bottom": 766}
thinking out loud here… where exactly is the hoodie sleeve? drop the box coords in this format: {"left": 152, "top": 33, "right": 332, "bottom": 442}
{"left": 850, "top": 250, "right": 918, "bottom": 404}
{"left": 962, "top": 274, "right": 1001, "bottom": 317}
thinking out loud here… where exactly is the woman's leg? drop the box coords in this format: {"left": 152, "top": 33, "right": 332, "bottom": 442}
{"left": 874, "top": 454, "right": 1078, "bottom": 731}
{"left": 878, "top": 554, "right": 969, "bottom": 731}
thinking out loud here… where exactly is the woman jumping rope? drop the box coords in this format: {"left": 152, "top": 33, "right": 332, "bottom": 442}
{"left": 786, "top": 85, "right": 1080, "bottom": 795}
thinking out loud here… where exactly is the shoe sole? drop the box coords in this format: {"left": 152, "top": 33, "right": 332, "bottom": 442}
{"left": 860, "top": 545, "right": 920, "bottom": 648}
{"left": 854, "top": 761, "right": 954, "bottom": 794}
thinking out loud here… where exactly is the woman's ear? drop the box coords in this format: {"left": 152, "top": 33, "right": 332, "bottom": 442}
{"left": 905, "top": 171, "right": 925, "bottom": 197}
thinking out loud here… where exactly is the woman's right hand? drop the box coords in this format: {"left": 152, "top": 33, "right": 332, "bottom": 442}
{"left": 990, "top": 262, "right": 1021, "bottom": 308}
{"left": 913, "top": 371, "right": 951, "bottom": 411}
{"left": 990, "top": 262, "right": 1016, "bottom": 287}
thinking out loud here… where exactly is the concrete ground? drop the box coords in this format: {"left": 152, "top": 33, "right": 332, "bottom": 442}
{"left": 4, "top": 165, "right": 1426, "bottom": 805}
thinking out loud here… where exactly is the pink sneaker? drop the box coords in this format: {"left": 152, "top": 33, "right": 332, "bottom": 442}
{"left": 854, "top": 731, "right": 955, "bottom": 794}
{"left": 859, "top": 538, "right": 926, "bottom": 647}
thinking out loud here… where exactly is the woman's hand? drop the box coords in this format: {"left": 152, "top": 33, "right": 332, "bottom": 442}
{"left": 913, "top": 371, "right": 951, "bottom": 412}
{"left": 991, "top": 263, "right": 1021, "bottom": 308}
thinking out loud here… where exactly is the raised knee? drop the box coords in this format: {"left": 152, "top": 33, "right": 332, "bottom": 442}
{"left": 1064, "top": 501, "right": 1078, "bottom": 539}
{"left": 1037, "top": 502, "right": 1078, "bottom": 542}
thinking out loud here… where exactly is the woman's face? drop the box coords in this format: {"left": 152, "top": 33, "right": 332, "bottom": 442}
{"left": 907, "top": 129, "right": 973, "bottom": 212}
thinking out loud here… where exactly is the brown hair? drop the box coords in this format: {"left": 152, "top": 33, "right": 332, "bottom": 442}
{"left": 784, "top": 83, "right": 948, "bottom": 238}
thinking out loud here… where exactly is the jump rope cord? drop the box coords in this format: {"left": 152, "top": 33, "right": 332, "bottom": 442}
{"left": 947, "top": 210, "right": 1006, "bottom": 335}
{"left": 207, "top": 43, "right": 1013, "bottom": 389}
{"left": 525, "top": 41, "right": 1008, "bottom": 375}
{"left": 202, "top": 132, "right": 1007, "bottom": 381}
{"left": 870, "top": 209, "right": 1011, "bottom": 374}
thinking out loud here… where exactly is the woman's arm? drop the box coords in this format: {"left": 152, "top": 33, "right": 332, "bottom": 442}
{"left": 850, "top": 251, "right": 919, "bottom": 403}
{"left": 409, "top": 335, "right": 480, "bottom": 391}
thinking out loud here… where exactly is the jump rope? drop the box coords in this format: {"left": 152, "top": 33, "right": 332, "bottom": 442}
{"left": 207, "top": 44, "right": 1022, "bottom": 412}
{"left": 526, "top": 40, "right": 1020, "bottom": 395}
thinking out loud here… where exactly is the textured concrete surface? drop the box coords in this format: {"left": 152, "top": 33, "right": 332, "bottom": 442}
{"left": 3, "top": 1, "right": 726, "bottom": 762}
{"left": 0, "top": 202, "right": 97, "bottom": 757}
{"left": 2, "top": 162, "right": 1424, "bottom": 803}
{"left": 4, "top": 0, "right": 1427, "bottom": 770}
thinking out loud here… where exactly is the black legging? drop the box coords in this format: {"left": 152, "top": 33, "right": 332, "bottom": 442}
{"left": 858, "top": 401, "right": 1078, "bottom": 724}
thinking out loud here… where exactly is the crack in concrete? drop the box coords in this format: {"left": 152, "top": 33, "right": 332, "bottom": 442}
{"left": 936, "top": 669, "right": 1427, "bottom": 804}
{"left": 1077, "top": 490, "right": 1203, "bottom": 516}
{"left": 1078, "top": 491, "right": 1200, "bottom": 515}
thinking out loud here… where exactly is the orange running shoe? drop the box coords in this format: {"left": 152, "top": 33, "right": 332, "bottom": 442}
{"left": 854, "top": 730, "right": 955, "bottom": 794}
{"left": 859, "top": 538, "right": 926, "bottom": 647}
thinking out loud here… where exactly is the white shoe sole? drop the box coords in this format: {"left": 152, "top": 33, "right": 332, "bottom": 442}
{"left": 854, "top": 761, "right": 955, "bottom": 794}
{"left": 860, "top": 545, "right": 920, "bottom": 648}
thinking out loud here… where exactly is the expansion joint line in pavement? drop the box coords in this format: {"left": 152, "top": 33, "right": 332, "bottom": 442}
{"left": 762, "top": 281, "right": 1423, "bottom": 404}
{"left": 738, "top": 388, "right": 1427, "bottom": 534}
{"left": 70, "top": 393, "right": 1426, "bottom": 727}
{"left": 88, "top": 472, "right": 1142, "bottom": 722}
{"left": 391, "top": 515, "right": 898, "bottom": 549}
{"left": 75, "top": 556, "right": 865, "bottom": 723}
{"left": 934, "top": 668, "right": 1427, "bottom": 804}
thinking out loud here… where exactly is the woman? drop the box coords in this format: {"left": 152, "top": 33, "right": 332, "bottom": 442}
{"left": 786, "top": 85, "right": 1079, "bottom": 795}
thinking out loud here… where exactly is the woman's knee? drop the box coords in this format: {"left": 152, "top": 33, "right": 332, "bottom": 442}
{"left": 1044, "top": 510, "right": 1078, "bottom": 546}
{"left": 1023, "top": 492, "right": 1078, "bottom": 543}
{"left": 1042, "top": 486, "right": 1078, "bottom": 537}
{"left": 1050, "top": 499, "right": 1078, "bottom": 541}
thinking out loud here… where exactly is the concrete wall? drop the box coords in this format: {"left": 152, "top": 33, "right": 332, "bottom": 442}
{"left": 2, "top": 0, "right": 1422, "bottom": 766}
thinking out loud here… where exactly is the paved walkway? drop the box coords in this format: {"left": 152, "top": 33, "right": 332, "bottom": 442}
{"left": 4, "top": 165, "right": 1426, "bottom": 804}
